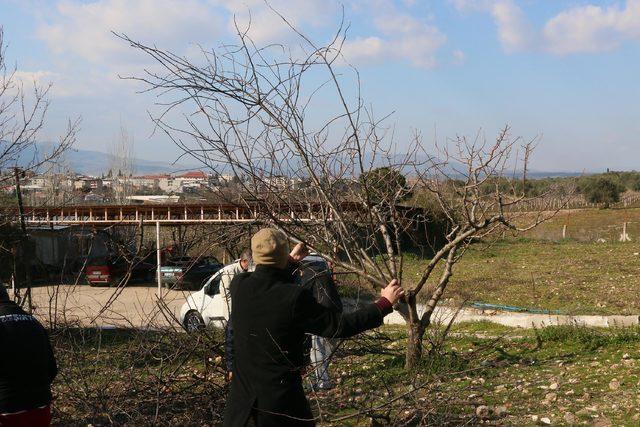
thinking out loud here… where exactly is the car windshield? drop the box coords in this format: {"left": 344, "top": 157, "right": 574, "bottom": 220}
{"left": 200, "top": 256, "right": 221, "bottom": 265}
{"left": 202, "top": 271, "right": 222, "bottom": 290}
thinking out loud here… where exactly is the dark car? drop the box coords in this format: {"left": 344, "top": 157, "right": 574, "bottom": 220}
{"left": 160, "top": 256, "right": 223, "bottom": 290}
{"left": 85, "top": 256, "right": 156, "bottom": 287}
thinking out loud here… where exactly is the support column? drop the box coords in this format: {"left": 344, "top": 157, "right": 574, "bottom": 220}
{"left": 156, "top": 221, "right": 162, "bottom": 298}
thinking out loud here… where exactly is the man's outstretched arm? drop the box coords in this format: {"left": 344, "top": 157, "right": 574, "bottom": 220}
{"left": 294, "top": 280, "right": 404, "bottom": 339}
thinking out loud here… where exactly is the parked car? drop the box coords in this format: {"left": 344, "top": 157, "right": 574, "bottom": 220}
{"left": 85, "top": 256, "right": 156, "bottom": 287}
{"left": 179, "top": 255, "right": 331, "bottom": 332}
{"left": 160, "top": 256, "right": 223, "bottom": 290}
{"left": 179, "top": 267, "right": 227, "bottom": 332}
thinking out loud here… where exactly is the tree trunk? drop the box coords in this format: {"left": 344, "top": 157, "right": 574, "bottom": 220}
{"left": 404, "top": 320, "right": 425, "bottom": 370}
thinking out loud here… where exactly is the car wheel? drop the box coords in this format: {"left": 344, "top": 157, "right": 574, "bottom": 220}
{"left": 183, "top": 310, "right": 205, "bottom": 333}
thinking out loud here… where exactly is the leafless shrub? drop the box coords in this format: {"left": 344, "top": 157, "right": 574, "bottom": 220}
{"left": 50, "top": 325, "right": 226, "bottom": 426}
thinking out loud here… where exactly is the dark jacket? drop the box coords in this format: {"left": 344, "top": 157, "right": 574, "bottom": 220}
{"left": 296, "top": 258, "right": 342, "bottom": 312}
{"left": 0, "top": 300, "right": 57, "bottom": 414}
{"left": 223, "top": 264, "right": 390, "bottom": 426}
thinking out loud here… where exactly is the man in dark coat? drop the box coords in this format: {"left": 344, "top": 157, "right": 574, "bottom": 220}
{"left": 0, "top": 286, "right": 58, "bottom": 426}
{"left": 223, "top": 228, "right": 404, "bottom": 426}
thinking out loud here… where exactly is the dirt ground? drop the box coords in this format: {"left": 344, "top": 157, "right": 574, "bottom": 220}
{"left": 27, "top": 285, "right": 189, "bottom": 329}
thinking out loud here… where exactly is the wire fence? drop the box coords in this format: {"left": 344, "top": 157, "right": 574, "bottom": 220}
{"left": 524, "top": 220, "right": 640, "bottom": 243}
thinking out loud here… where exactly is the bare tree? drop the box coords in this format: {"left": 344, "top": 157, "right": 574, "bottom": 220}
{"left": 120, "top": 14, "right": 563, "bottom": 369}
{"left": 0, "top": 27, "right": 79, "bottom": 306}
{"left": 108, "top": 123, "right": 135, "bottom": 204}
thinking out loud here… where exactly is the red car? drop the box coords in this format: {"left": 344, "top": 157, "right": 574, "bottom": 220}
{"left": 85, "top": 256, "right": 156, "bottom": 287}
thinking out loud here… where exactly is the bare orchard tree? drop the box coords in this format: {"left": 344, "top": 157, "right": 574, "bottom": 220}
{"left": 120, "top": 16, "right": 563, "bottom": 369}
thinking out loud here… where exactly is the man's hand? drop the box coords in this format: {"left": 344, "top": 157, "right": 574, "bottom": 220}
{"left": 289, "top": 242, "right": 309, "bottom": 263}
{"left": 381, "top": 279, "right": 404, "bottom": 305}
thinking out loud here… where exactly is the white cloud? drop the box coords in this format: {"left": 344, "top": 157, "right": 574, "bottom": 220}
{"left": 452, "top": 0, "right": 640, "bottom": 55}
{"left": 216, "top": 0, "right": 448, "bottom": 69}
{"left": 215, "top": 0, "right": 338, "bottom": 45}
{"left": 37, "top": 0, "right": 223, "bottom": 64}
{"left": 31, "top": 0, "right": 452, "bottom": 100}
{"left": 12, "top": 70, "right": 80, "bottom": 98}
{"left": 13, "top": 70, "right": 56, "bottom": 87}
{"left": 341, "top": 36, "right": 385, "bottom": 64}
{"left": 490, "top": 0, "right": 535, "bottom": 52}
{"left": 450, "top": 0, "right": 534, "bottom": 52}
{"left": 543, "top": 0, "right": 640, "bottom": 54}
{"left": 341, "top": 3, "right": 447, "bottom": 68}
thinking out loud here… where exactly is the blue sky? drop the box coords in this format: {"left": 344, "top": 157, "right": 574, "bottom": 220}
{"left": 1, "top": 0, "right": 639, "bottom": 172}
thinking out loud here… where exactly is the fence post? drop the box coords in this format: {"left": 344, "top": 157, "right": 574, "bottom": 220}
{"left": 620, "top": 222, "right": 631, "bottom": 242}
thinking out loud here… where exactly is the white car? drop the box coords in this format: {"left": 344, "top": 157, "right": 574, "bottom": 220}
{"left": 179, "top": 255, "right": 330, "bottom": 332}
{"left": 179, "top": 268, "right": 227, "bottom": 332}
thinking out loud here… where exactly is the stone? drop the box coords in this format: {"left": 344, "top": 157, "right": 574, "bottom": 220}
{"left": 549, "top": 382, "right": 559, "bottom": 390}
{"left": 494, "top": 405, "right": 508, "bottom": 417}
{"left": 564, "top": 412, "right": 577, "bottom": 424}
{"left": 609, "top": 378, "right": 621, "bottom": 390}
{"left": 544, "top": 392, "right": 557, "bottom": 403}
{"left": 540, "top": 417, "right": 552, "bottom": 425}
{"left": 593, "top": 416, "right": 612, "bottom": 427}
{"left": 475, "top": 405, "right": 490, "bottom": 419}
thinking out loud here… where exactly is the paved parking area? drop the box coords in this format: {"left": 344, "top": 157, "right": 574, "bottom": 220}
{"left": 26, "top": 285, "right": 191, "bottom": 329}
{"left": 23, "top": 285, "right": 640, "bottom": 331}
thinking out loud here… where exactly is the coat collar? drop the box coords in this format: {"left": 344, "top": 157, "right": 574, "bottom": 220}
{"left": 254, "top": 264, "right": 291, "bottom": 281}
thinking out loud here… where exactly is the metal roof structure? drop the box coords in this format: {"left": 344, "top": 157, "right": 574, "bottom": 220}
{"left": 13, "top": 202, "right": 353, "bottom": 227}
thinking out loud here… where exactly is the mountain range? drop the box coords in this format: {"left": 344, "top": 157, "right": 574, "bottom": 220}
{"left": 14, "top": 143, "right": 584, "bottom": 178}
{"left": 14, "top": 144, "right": 201, "bottom": 176}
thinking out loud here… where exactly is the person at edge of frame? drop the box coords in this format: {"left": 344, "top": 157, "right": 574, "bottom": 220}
{"left": 0, "top": 285, "right": 58, "bottom": 427}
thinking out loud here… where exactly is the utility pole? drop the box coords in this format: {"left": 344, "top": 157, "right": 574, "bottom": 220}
{"left": 14, "top": 167, "right": 33, "bottom": 312}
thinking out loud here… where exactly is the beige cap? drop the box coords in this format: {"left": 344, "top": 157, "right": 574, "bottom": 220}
{"left": 251, "top": 228, "right": 290, "bottom": 269}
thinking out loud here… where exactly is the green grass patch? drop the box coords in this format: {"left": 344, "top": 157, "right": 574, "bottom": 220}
{"left": 403, "top": 238, "right": 640, "bottom": 315}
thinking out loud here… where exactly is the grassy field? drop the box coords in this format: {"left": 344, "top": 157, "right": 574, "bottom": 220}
{"left": 51, "top": 327, "right": 227, "bottom": 426}
{"left": 316, "top": 322, "right": 640, "bottom": 425}
{"left": 51, "top": 323, "right": 640, "bottom": 425}
{"left": 401, "top": 237, "right": 640, "bottom": 315}
{"left": 520, "top": 207, "right": 640, "bottom": 242}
